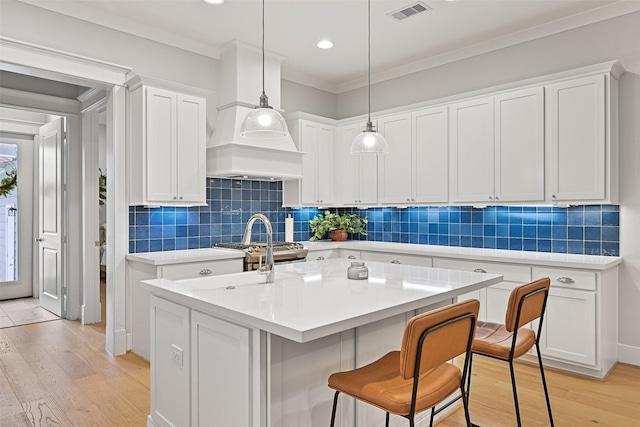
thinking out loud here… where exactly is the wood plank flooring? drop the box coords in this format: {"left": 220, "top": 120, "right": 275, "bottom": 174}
{"left": 0, "top": 319, "right": 150, "bottom": 426}
{"left": 1, "top": 315, "right": 638, "bottom": 426}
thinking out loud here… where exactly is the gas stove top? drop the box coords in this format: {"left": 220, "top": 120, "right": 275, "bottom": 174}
{"left": 214, "top": 241, "right": 308, "bottom": 271}
{"left": 215, "top": 241, "right": 305, "bottom": 253}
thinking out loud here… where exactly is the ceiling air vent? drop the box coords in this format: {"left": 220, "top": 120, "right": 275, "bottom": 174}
{"left": 388, "top": 1, "right": 432, "bottom": 21}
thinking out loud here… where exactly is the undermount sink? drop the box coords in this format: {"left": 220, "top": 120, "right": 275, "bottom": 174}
{"left": 176, "top": 271, "right": 301, "bottom": 290}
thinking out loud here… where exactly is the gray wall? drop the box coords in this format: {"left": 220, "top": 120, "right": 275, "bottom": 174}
{"left": 281, "top": 79, "right": 337, "bottom": 119}
{"left": 337, "top": 11, "right": 640, "bottom": 118}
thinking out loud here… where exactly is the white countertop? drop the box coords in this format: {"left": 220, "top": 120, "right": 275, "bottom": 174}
{"left": 142, "top": 258, "right": 502, "bottom": 343}
{"left": 126, "top": 247, "right": 244, "bottom": 265}
{"left": 127, "top": 240, "right": 622, "bottom": 270}
{"left": 305, "top": 240, "right": 622, "bottom": 270}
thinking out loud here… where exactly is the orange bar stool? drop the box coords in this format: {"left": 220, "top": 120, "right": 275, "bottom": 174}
{"left": 467, "top": 278, "right": 554, "bottom": 426}
{"left": 328, "top": 299, "right": 480, "bottom": 427}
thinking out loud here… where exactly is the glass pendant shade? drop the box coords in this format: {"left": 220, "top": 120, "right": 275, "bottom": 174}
{"left": 351, "top": 122, "right": 389, "bottom": 155}
{"left": 240, "top": 106, "right": 289, "bottom": 139}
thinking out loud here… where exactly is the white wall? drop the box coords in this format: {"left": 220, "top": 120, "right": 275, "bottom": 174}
{"left": 337, "top": 11, "right": 640, "bottom": 118}
{"left": 619, "top": 72, "right": 640, "bottom": 362}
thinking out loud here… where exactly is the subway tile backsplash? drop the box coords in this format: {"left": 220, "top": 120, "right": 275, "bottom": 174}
{"left": 130, "top": 178, "right": 619, "bottom": 257}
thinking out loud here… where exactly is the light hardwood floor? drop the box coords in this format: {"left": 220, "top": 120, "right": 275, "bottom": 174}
{"left": 1, "top": 312, "right": 638, "bottom": 426}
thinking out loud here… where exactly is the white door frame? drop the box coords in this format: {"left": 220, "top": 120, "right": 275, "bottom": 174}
{"left": 1, "top": 36, "right": 131, "bottom": 355}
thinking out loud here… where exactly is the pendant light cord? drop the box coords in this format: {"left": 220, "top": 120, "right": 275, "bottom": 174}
{"left": 367, "top": 0, "right": 371, "bottom": 124}
{"left": 262, "top": 0, "right": 265, "bottom": 96}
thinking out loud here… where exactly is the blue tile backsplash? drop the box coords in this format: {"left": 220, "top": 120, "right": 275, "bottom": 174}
{"left": 130, "top": 178, "right": 620, "bottom": 256}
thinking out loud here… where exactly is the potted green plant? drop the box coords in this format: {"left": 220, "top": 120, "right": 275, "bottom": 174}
{"left": 309, "top": 211, "right": 368, "bottom": 241}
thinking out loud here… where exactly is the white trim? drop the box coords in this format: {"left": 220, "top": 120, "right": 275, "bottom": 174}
{"left": 2, "top": 37, "right": 129, "bottom": 355}
{"left": 618, "top": 343, "right": 640, "bottom": 367}
{"left": 0, "top": 37, "right": 130, "bottom": 88}
{"left": 0, "top": 87, "right": 81, "bottom": 115}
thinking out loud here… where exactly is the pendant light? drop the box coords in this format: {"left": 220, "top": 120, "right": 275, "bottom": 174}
{"left": 351, "top": 0, "right": 389, "bottom": 155}
{"left": 240, "top": 0, "right": 290, "bottom": 139}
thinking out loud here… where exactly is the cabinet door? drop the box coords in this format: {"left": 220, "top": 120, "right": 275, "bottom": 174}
{"left": 338, "top": 124, "right": 360, "bottom": 204}
{"left": 299, "top": 120, "right": 320, "bottom": 204}
{"left": 317, "top": 125, "right": 335, "bottom": 204}
{"left": 191, "top": 311, "right": 256, "bottom": 427}
{"left": 537, "top": 287, "right": 596, "bottom": 366}
{"left": 377, "top": 113, "right": 412, "bottom": 204}
{"left": 546, "top": 75, "right": 605, "bottom": 201}
{"left": 146, "top": 87, "right": 177, "bottom": 203}
{"left": 495, "top": 87, "right": 544, "bottom": 202}
{"left": 358, "top": 154, "right": 378, "bottom": 204}
{"left": 150, "top": 295, "right": 190, "bottom": 427}
{"left": 450, "top": 96, "right": 495, "bottom": 203}
{"left": 176, "top": 94, "right": 206, "bottom": 203}
{"left": 413, "top": 106, "right": 448, "bottom": 203}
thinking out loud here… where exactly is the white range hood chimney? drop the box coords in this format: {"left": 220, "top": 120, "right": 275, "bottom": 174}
{"left": 207, "top": 40, "right": 303, "bottom": 180}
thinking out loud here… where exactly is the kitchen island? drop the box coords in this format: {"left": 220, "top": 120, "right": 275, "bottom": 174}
{"left": 143, "top": 258, "right": 502, "bottom": 427}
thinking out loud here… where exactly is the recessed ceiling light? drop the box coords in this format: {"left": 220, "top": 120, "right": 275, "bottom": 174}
{"left": 317, "top": 40, "right": 334, "bottom": 49}
{"left": 203, "top": 0, "right": 224, "bottom": 5}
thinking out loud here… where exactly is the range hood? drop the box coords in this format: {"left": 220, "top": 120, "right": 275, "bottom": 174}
{"left": 207, "top": 40, "right": 303, "bottom": 180}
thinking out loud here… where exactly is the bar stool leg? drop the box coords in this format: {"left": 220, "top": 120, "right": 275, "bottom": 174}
{"left": 385, "top": 412, "right": 390, "bottom": 427}
{"left": 330, "top": 391, "right": 340, "bottom": 427}
{"left": 536, "top": 343, "right": 555, "bottom": 426}
{"left": 508, "top": 360, "right": 522, "bottom": 427}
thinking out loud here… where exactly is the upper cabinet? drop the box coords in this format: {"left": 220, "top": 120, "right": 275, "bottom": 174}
{"left": 377, "top": 107, "right": 448, "bottom": 204}
{"left": 336, "top": 123, "right": 378, "bottom": 205}
{"left": 128, "top": 84, "right": 206, "bottom": 206}
{"left": 545, "top": 74, "right": 617, "bottom": 204}
{"left": 283, "top": 117, "right": 335, "bottom": 207}
{"left": 450, "top": 87, "right": 544, "bottom": 204}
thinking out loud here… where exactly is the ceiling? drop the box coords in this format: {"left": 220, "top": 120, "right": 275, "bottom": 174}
{"left": 16, "top": 0, "right": 640, "bottom": 93}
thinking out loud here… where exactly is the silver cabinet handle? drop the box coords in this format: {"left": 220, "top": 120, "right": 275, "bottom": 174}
{"left": 316, "top": 256, "right": 325, "bottom": 261}
{"left": 35, "top": 238, "right": 44, "bottom": 242}
{"left": 390, "top": 260, "right": 401, "bottom": 264}
{"left": 199, "top": 268, "right": 212, "bottom": 275}
{"left": 347, "top": 255, "right": 356, "bottom": 259}
{"left": 473, "top": 268, "right": 487, "bottom": 273}
{"left": 557, "top": 276, "right": 575, "bottom": 284}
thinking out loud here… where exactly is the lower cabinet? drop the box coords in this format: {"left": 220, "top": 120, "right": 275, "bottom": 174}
{"left": 149, "top": 296, "right": 259, "bottom": 427}
{"left": 431, "top": 257, "right": 616, "bottom": 378}
{"left": 360, "top": 251, "right": 433, "bottom": 267}
{"left": 149, "top": 295, "right": 190, "bottom": 427}
{"left": 128, "top": 257, "right": 243, "bottom": 360}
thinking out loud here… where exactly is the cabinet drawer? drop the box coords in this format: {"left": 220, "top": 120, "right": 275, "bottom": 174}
{"left": 307, "top": 250, "right": 337, "bottom": 262}
{"left": 361, "top": 251, "right": 432, "bottom": 267}
{"left": 160, "top": 259, "right": 243, "bottom": 280}
{"left": 533, "top": 267, "right": 596, "bottom": 291}
{"left": 434, "top": 258, "right": 530, "bottom": 283}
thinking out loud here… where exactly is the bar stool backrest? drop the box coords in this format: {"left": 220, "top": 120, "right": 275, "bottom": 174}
{"left": 505, "top": 278, "right": 551, "bottom": 332}
{"left": 399, "top": 299, "right": 480, "bottom": 380}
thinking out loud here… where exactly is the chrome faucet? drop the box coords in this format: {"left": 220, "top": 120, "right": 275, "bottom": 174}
{"left": 243, "top": 213, "right": 274, "bottom": 283}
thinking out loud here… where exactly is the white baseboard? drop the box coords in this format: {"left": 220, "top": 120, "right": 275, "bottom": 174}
{"left": 127, "top": 331, "right": 132, "bottom": 352}
{"left": 114, "top": 327, "right": 127, "bottom": 355}
{"left": 618, "top": 343, "right": 640, "bottom": 366}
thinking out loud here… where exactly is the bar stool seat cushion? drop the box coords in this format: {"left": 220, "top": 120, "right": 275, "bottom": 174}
{"left": 328, "top": 350, "right": 461, "bottom": 416}
{"left": 472, "top": 321, "right": 536, "bottom": 360}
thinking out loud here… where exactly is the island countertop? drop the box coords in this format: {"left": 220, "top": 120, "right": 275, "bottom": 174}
{"left": 143, "top": 258, "right": 502, "bottom": 343}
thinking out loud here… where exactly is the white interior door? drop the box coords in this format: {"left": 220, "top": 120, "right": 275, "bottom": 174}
{"left": 37, "top": 117, "right": 65, "bottom": 317}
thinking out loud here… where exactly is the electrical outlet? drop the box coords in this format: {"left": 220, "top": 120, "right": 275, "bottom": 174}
{"left": 172, "top": 344, "right": 183, "bottom": 366}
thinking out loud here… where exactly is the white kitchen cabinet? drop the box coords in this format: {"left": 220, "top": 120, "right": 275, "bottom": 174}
{"left": 191, "top": 311, "right": 256, "bottom": 427}
{"left": 450, "top": 96, "right": 495, "bottom": 203}
{"left": 433, "top": 258, "right": 531, "bottom": 323}
{"left": 128, "top": 85, "right": 206, "bottom": 206}
{"left": 545, "top": 74, "right": 618, "bottom": 203}
{"left": 450, "top": 88, "right": 544, "bottom": 204}
{"left": 531, "top": 266, "right": 615, "bottom": 372}
{"left": 127, "top": 257, "right": 243, "bottom": 360}
{"left": 306, "top": 249, "right": 339, "bottom": 262}
{"left": 283, "top": 118, "right": 335, "bottom": 206}
{"left": 377, "top": 107, "right": 448, "bottom": 204}
{"left": 336, "top": 123, "right": 378, "bottom": 205}
{"left": 360, "top": 251, "right": 432, "bottom": 267}
{"left": 149, "top": 295, "right": 191, "bottom": 427}
{"left": 494, "top": 87, "right": 545, "bottom": 202}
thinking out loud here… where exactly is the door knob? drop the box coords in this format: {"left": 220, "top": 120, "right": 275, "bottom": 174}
{"left": 35, "top": 238, "right": 44, "bottom": 242}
